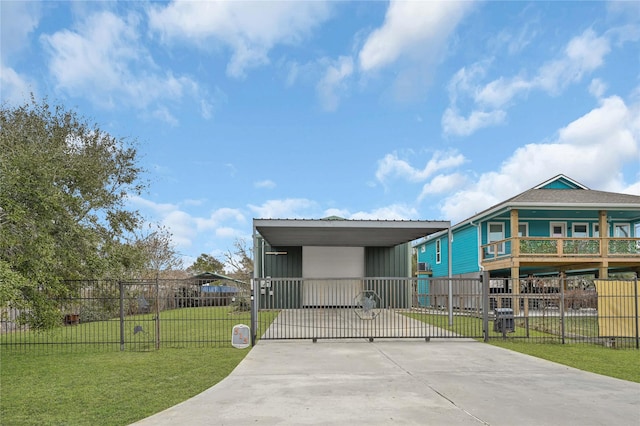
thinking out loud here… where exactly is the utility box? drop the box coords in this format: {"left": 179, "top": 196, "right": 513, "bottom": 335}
{"left": 493, "top": 308, "right": 515, "bottom": 333}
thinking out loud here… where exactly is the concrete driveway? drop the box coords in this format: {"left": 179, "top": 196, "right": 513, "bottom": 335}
{"left": 132, "top": 339, "right": 640, "bottom": 425}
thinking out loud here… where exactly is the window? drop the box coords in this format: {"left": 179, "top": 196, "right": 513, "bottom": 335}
{"left": 421, "top": 245, "right": 425, "bottom": 253}
{"left": 518, "top": 223, "right": 529, "bottom": 237}
{"left": 572, "top": 223, "right": 588, "bottom": 238}
{"left": 593, "top": 223, "right": 600, "bottom": 237}
{"left": 613, "top": 223, "right": 631, "bottom": 238}
{"left": 550, "top": 222, "right": 566, "bottom": 237}
{"left": 488, "top": 222, "right": 505, "bottom": 254}
{"left": 435, "top": 239, "right": 441, "bottom": 264}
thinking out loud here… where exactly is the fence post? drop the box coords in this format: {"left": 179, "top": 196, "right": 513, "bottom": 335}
{"left": 635, "top": 277, "right": 639, "bottom": 350}
{"left": 560, "top": 275, "right": 566, "bottom": 345}
{"left": 155, "top": 278, "right": 160, "bottom": 350}
{"left": 250, "top": 277, "right": 257, "bottom": 346}
{"left": 482, "top": 271, "right": 489, "bottom": 342}
{"left": 119, "top": 281, "right": 125, "bottom": 351}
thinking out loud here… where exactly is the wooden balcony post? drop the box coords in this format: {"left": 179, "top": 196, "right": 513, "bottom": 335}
{"left": 599, "top": 210, "right": 608, "bottom": 278}
{"left": 510, "top": 209, "right": 519, "bottom": 257}
{"left": 599, "top": 210, "right": 608, "bottom": 256}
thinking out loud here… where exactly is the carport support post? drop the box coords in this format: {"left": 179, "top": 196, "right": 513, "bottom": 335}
{"left": 482, "top": 271, "right": 490, "bottom": 342}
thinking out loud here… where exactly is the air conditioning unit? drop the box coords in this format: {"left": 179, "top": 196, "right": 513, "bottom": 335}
{"left": 418, "top": 262, "right": 429, "bottom": 272}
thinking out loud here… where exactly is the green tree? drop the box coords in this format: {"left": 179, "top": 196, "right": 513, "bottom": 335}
{"left": 0, "top": 97, "right": 147, "bottom": 328}
{"left": 187, "top": 253, "right": 224, "bottom": 275}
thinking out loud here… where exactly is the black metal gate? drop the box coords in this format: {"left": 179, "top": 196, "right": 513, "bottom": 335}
{"left": 251, "top": 277, "right": 486, "bottom": 341}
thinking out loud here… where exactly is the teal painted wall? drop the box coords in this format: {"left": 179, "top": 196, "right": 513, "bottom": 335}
{"left": 419, "top": 235, "right": 449, "bottom": 277}
{"left": 541, "top": 179, "right": 578, "bottom": 189}
{"left": 451, "top": 225, "right": 479, "bottom": 275}
{"left": 417, "top": 277, "right": 430, "bottom": 306}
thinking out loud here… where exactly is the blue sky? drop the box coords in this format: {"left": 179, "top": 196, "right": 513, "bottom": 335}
{"left": 2, "top": 1, "right": 639, "bottom": 268}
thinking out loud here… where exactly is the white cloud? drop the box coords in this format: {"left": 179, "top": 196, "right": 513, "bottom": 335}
{"left": 215, "top": 227, "right": 244, "bottom": 239}
{"left": 0, "top": 65, "right": 35, "bottom": 105}
{"left": 162, "top": 210, "right": 197, "bottom": 247}
{"left": 248, "top": 198, "right": 318, "bottom": 219}
{"left": 128, "top": 195, "right": 178, "bottom": 215}
{"left": 490, "top": 22, "right": 539, "bottom": 56}
{"left": 129, "top": 196, "right": 246, "bottom": 250}
{"left": 439, "top": 95, "right": 640, "bottom": 222}
{"left": 148, "top": 1, "right": 332, "bottom": 78}
{"left": 0, "top": 2, "right": 41, "bottom": 105}
{"left": 444, "top": 29, "right": 617, "bottom": 136}
{"left": 589, "top": 79, "right": 607, "bottom": 98}
{"left": 624, "top": 181, "right": 640, "bottom": 196}
{"left": 418, "top": 173, "right": 468, "bottom": 200}
{"left": 255, "top": 180, "right": 276, "bottom": 189}
{"left": 534, "top": 29, "right": 610, "bottom": 94}
{"left": 375, "top": 150, "right": 467, "bottom": 185}
{"left": 151, "top": 107, "right": 179, "bottom": 127}
{"left": 323, "top": 208, "right": 350, "bottom": 219}
{"left": 195, "top": 208, "right": 246, "bottom": 231}
{"left": 358, "top": 1, "right": 473, "bottom": 72}
{"left": 40, "top": 10, "right": 204, "bottom": 120}
{"left": 316, "top": 56, "right": 354, "bottom": 111}
{"left": 349, "top": 204, "right": 419, "bottom": 220}
{"left": 0, "top": 1, "right": 40, "bottom": 60}
{"left": 441, "top": 107, "right": 506, "bottom": 137}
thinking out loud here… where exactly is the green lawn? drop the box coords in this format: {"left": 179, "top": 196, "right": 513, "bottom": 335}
{"left": 1, "top": 307, "right": 279, "bottom": 425}
{"left": 1, "top": 347, "right": 248, "bottom": 425}
{"left": 2, "top": 309, "right": 639, "bottom": 425}
{"left": 1, "top": 306, "right": 276, "bottom": 349}
{"left": 403, "top": 311, "right": 640, "bottom": 383}
{"left": 489, "top": 341, "right": 640, "bottom": 383}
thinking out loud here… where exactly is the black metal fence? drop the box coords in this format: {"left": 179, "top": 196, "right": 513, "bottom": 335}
{"left": 2, "top": 276, "right": 637, "bottom": 351}
{"left": 487, "top": 276, "right": 640, "bottom": 349}
{"left": 252, "top": 276, "right": 639, "bottom": 348}
{"left": 0, "top": 278, "right": 252, "bottom": 352}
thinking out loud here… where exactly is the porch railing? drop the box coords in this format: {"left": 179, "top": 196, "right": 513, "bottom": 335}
{"left": 483, "top": 237, "right": 640, "bottom": 261}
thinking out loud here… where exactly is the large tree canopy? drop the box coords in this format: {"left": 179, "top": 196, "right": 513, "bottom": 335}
{"left": 0, "top": 97, "right": 148, "bottom": 327}
{"left": 187, "top": 253, "right": 225, "bottom": 276}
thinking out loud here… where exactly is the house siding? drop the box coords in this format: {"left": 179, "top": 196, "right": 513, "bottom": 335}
{"left": 261, "top": 242, "right": 303, "bottom": 278}
{"left": 365, "top": 244, "right": 410, "bottom": 277}
{"left": 419, "top": 235, "right": 449, "bottom": 277}
{"left": 542, "top": 179, "right": 579, "bottom": 189}
{"left": 258, "top": 242, "right": 411, "bottom": 278}
{"left": 452, "top": 225, "right": 480, "bottom": 275}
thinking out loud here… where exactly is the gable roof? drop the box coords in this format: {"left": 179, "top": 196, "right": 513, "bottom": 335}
{"left": 191, "top": 272, "right": 246, "bottom": 285}
{"left": 510, "top": 188, "right": 640, "bottom": 205}
{"left": 429, "top": 174, "right": 640, "bottom": 238}
{"left": 534, "top": 174, "right": 589, "bottom": 190}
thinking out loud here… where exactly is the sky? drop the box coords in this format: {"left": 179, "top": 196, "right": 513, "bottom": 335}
{"left": 2, "top": 1, "right": 640, "bottom": 268}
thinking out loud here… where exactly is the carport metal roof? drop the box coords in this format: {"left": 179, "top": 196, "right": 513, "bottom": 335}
{"left": 253, "top": 218, "right": 450, "bottom": 247}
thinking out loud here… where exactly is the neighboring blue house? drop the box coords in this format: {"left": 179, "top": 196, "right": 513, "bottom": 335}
{"left": 415, "top": 175, "right": 640, "bottom": 283}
